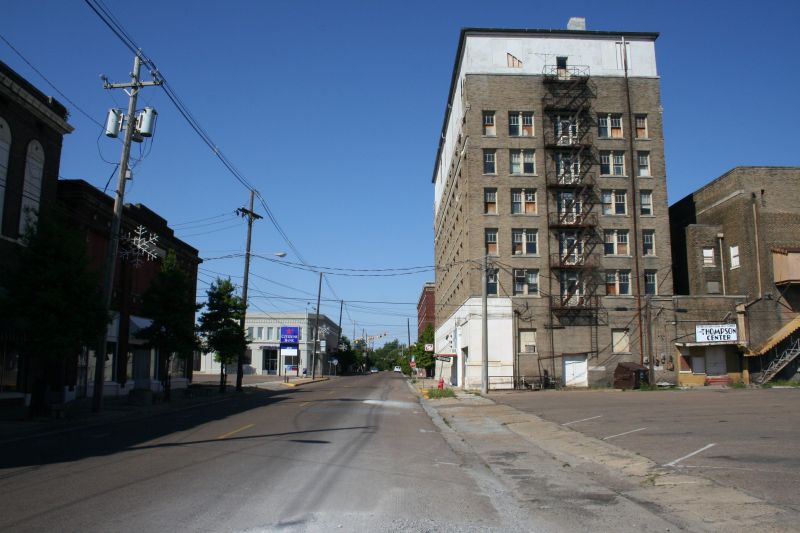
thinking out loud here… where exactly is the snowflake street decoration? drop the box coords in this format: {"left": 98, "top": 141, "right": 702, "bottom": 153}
{"left": 120, "top": 225, "right": 159, "bottom": 267}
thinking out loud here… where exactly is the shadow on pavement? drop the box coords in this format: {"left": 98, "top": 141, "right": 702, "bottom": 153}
{"left": 0, "top": 387, "right": 301, "bottom": 470}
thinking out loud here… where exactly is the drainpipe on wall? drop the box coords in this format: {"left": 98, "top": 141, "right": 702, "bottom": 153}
{"left": 751, "top": 193, "right": 763, "bottom": 298}
{"left": 717, "top": 233, "right": 726, "bottom": 295}
{"left": 735, "top": 302, "right": 750, "bottom": 384}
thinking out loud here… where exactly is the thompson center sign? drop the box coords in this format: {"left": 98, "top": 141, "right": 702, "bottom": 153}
{"left": 695, "top": 324, "right": 738, "bottom": 343}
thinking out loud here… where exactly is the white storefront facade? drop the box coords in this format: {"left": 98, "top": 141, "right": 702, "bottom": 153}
{"left": 199, "top": 312, "right": 340, "bottom": 377}
{"left": 434, "top": 297, "right": 515, "bottom": 390}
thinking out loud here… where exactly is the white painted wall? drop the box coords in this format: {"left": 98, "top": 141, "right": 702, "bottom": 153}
{"left": 434, "top": 32, "right": 658, "bottom": 216}
{"left": 434, "top": 297, "right": 515, "bottom": 390}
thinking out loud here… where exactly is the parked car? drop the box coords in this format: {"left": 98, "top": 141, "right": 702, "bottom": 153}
{"left": 370, "top": 367, "right": 379, "bottom": 373}
{"left": 393, "top": 366, "right": 402, "bottom": 373}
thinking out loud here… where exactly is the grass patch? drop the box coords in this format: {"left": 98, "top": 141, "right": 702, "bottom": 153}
{"left": 729, "top": 380, "right": 747, "bottom": 389}
{"left": 426, "top": 387, "right": 456, "bottom": 399}
{"left": 763, "top": 379, "right": 800, "bottom": 388}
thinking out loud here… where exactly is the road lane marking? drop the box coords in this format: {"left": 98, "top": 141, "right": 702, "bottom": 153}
{"left": 602, "top": 427, "right": 647, "bottom": 440}
{"left": 664, "top": 443, "right": 716, "bottom": 467}
{"left": 215, "top": 423, "right": 254, "bottom": 440}
{"left": 562, "top": 415, "right": 603, "bottom": 426}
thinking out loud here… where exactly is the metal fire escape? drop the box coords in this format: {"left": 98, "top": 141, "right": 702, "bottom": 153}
{"left": 543, "top": 64, "right": 602, "bottom": 359}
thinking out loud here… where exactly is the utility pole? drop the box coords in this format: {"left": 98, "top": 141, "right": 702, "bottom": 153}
{"left": 92, "top": 53, "right": 160, "bottom": 412}
{"left": 407, "top": 318, "right": 411, "bottom": 348}
{"left": 481, "top": 254, "right": 489, "bottom": 395}
{"left": 311, "top": 272, "right": 323, "bottom": 379}
{"left": 646, "top": 297, "right": 656, "bottom": 385}
{"left": 235, "top": 190, "right": 262, "bottom": 392}
{"left": 335, "top": 300, "right": 343, "bottom": 358}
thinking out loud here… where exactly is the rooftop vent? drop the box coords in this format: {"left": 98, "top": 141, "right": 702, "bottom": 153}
{"left": 567, "top": 17, "right": 586, "bottom": 31}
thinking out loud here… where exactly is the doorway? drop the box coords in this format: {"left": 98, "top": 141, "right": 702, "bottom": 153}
{"left": 706, "top": 346, "right": 727, "bottom": 376}
{"left": 262, "top": 348, "right": 278, "bottom": 375}
{"left": 563, "top": 354, "right": 588, "bottom": 387}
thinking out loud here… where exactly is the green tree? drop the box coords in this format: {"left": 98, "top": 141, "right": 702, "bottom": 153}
{"left": 0, "top": 208, "right": 107, "bottom": 411}
{"left": 137, "top": 251, "right": 201, "bottom": 401}
{"left": 413, "top": 324, "right": 435, "bottom": 375}
{"left": 198, "top": 277, "right": 246, "bottom": 393}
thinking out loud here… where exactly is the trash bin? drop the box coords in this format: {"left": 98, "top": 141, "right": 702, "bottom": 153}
{"left": 613, "top": 362, "right": 649, "bottom": 389}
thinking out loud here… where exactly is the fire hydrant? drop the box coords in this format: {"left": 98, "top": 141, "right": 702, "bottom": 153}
{"left": 438, "top": 377, "right": 444, "bottom": 390}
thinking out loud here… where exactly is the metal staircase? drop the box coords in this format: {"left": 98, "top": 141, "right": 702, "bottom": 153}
{"left": 757, "top": 338, "right": 800, "bottom": 384}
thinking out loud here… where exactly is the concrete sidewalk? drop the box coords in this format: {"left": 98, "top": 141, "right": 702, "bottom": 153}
{"left": 0, "top": 375, "right": 333, "bottom": 445}
{"left": 413, "top": 383, "right": 795, "bottom": 532}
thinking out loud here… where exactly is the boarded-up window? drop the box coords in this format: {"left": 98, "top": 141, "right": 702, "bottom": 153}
{"left": 19, "top": 140, "right": 44, "bottom": 236}
{"left": 0, "top": 117, "right": 10, "bottom": 232}
{"left": 507, "top": 53, "right": 523, "bottom": 68}
{"left": 612, "top": 329, "right": 630, "bottom": 353}
{"left": 519, "top": 329, "right": 537, "bottom": 353}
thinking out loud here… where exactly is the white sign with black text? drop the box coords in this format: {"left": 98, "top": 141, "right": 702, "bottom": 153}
{"left": 695, "top": 324, "right": 738, "bottom": 343}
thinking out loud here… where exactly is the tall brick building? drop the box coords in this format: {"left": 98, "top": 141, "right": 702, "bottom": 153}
{"left": 670, "top": 167, "right": 800, "bottom": 383}
{"left": 0, "top": 61, "right": 72, "bottom": 397}
{"left": 431, "top": 21, "right": 673, "bottom": 388}
{"left": 417, "top": 282, "right": 435, "bottom": 338}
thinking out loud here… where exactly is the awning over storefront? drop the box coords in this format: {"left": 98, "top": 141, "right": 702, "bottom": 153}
{"left": 675, "top": 341, "right": 739, "bottom": 347}
{"left": 747, "top": 314, "right": 800, "bottom": 356}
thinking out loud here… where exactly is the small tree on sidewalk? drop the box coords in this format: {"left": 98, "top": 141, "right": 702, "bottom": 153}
{"left": 137, "top": 251, "right": 200, "bottom": 401}
{"left": 0, "top": 208, "right": 107, "bottom": 412}
{"left": 198, "top": 277, "right": 246, "bottom": 393}
{"left": 413, "top": 324, "right": 435, "bottom": 376}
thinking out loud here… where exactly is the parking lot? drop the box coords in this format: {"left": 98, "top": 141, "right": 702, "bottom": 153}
{"left": 490, "top": 387, "right": 800, "bottom": 513}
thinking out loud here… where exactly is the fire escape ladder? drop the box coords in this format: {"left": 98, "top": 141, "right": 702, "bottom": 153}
{"left": 757, "top": 338, "right": 800, "bottom": 384}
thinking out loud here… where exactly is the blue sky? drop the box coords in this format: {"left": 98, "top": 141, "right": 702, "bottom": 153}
{"left": 3, "top": 0, "right": 799, "bottom": 344}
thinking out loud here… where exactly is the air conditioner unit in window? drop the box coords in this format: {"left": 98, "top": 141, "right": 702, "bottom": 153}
{"left": 523, "top": 344, "right": 537, "bottom": 353}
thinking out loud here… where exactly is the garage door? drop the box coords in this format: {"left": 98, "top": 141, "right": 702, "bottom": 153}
{"left": 563, "top": 354, "right": 588, "bottom": 387}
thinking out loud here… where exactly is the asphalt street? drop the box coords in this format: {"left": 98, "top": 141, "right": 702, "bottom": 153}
{"left": 0, "top": 374, "right": 521, "bottom": 532}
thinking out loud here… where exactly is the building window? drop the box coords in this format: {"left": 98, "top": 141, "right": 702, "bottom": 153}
{"left": 612, "top": 329, "right": 630, "bottom": 353}
{"left": 702, "top": 247, "right": 715, "bottom": 266}
{"left": 554, "top": 115, "right": 579, "bottom": 144}
{"left": 510, "top": 149, "right": 535, "bottom": 174}
{"left": 637, "top": 151, "right": 651, "bottom": 177}
{"left": 598, "top": 113, "right": 623, "bottom": 138}
{"left": 556, "top": 153, "right": 581, "bottom": 178}
{"left": 267, "top": 326, "right": 274, "bottom": 340}
{"left": 642, "top": 230, "right": 655, "bottom": 256}
{"left": 600, "top": 151, "right": 625, "bottom": 176}
{"left": 512, "top": 229, "right": 537, "bottom": 255}
{"left": 511, "top": 189, "right": 536, "bottom": 214}
{"left": 645, "top": 270, "right": 657, "bottom": 295}
{"left": 513, "top": 269, "right": 539, "bottom": 296}
{"left": 640, "top": 190, "right": 653, "bottom": 215}
{"left": 730, "top": 245, "right": 740, "bottom": 269}
{"left": 256, "top": 327, "right": 264, "bottom": 340}
{"left": 519, "top": 329, "right": 537, "bottom": 353}
{"left": 487, "top": 268, "right": 498, "bottom": 295}
{"left": 247, "top": 327, "right": 254, "bottom": 340}
{"left": 635, "top": 115, "right": 648, "bottom": 139}
{"left": 483, "top": 149, "right": 496, "bottom": 174}
{"left": 484, "top": 189, "right": 497, "bottom": 214}
{"left": 19, "top": 140, "right": 44, "bottom": 236}
{"left": 0, "top": 117, "right": 10, "bottom": 229}
{"left": 606, "top": 270, "right": 631, "bottom": 296}
{"left": 509, "top": 111, "right": 534, "bottom": 136}
{"left": 483, "top": 111, "right": 496, "bottom": 136}
{"left": 485, "top": 229, "right": 498, "bottom": 255}
{"left": 601, "top": 190, "right": 627, "bottom": 215}
{"left": 604, "top": 229, "right": 629, "bottom": 255}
